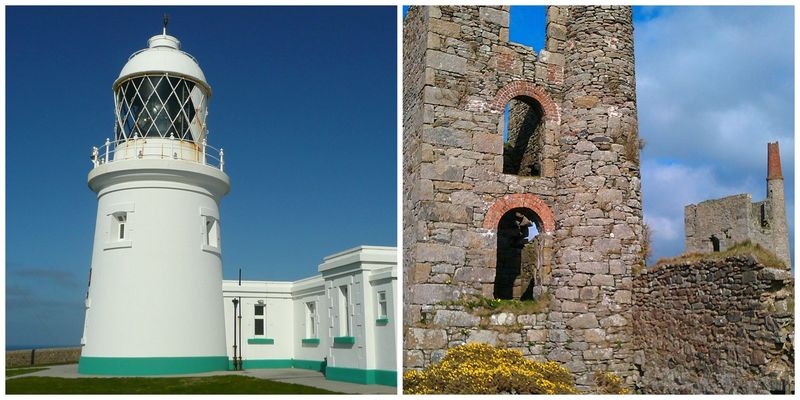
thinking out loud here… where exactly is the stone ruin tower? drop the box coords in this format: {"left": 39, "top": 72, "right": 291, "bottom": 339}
{"left": 404, "top": 5, "right": 643, "bottom": 388}
{"left": 685, "top": 142, "right": 791, "bottom": 268}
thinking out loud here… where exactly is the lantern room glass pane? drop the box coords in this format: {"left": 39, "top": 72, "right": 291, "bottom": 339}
{"left": 114, "top": 74, "right": 206, "bottom": 143}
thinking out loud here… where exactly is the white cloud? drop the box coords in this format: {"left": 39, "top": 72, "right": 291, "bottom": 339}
{"left": 634, "top": 6, "right": 794, "bottom": 263}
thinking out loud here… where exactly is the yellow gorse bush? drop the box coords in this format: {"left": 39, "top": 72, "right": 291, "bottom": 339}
{"left": 403, "top": 343, "right": 579, "bottom": 394}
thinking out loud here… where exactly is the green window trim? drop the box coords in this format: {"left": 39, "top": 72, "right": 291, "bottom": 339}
{"left": 333, "top": 336, "right": 356, "bottom": 344}
{"left": 376, "top": 317, "right": 389, "bottom": 325}
{"left": 301, "top": 338, "right": 320, "bottom": 344}
{"left": 247, "top": 338, "right": 275, "bottom": 345}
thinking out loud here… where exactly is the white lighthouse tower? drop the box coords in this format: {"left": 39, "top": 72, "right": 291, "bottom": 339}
{"left": 79, "top": 25, "right": 230, "bottom": 375}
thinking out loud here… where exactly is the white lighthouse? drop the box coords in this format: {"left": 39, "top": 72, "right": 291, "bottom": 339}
{"left": 79, "top": 26, "right": 230, "bottom": 375}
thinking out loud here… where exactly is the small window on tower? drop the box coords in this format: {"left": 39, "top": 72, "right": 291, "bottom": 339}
{"left": 110, "top": 212, "right": 128, "bottom": 242}
{"left": 104, "top": 203, "right": 134, "bottom": 249}
{"left": 200, "top": 209, "right": 221, "bottom": 254}
{"left": 117, "top": 214, "right": 127, "bottom": 240}
{"left": 206, "top": 217, "right": 219, "bottom": 247}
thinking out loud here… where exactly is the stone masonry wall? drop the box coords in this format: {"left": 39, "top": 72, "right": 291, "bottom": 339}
{"left": 403, "top": 5, "right": 643, "bottom": 391}
{"left": 6, "top": 347, "right": 82, "bottom": 368}
{"left": 548, "top": 6, "right": 642, "bottom": 387}
{"left": 402, "top": 4, "right": 428, "bottom": 327}
{"left": 633, "top": 257, "right": 794, "bottom": 394}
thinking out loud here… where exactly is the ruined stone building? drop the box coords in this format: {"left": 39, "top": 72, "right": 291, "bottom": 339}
{"left": 403, "top": 5, "right": 643, "bottom": 389}
{"left": 403, "top": 5, "right": 794, "bottom": 394}
{"left": 685, "top": 142, "right": 791, "bottom": 268}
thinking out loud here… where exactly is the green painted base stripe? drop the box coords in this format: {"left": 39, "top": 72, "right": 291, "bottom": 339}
{"left": 292, "top": 359, "right": 325, "bottom": 372}
{"left": 241, "top": 359, "right": 293, "bottom": 369}
{"left": 78, "top": 356, "right": 228, "bottom": 376}
{"left": 325, "top": 366, "right": 397, "bottom": 387}
{"left": 373, "top": 369, "right": 398, "bottom": 386}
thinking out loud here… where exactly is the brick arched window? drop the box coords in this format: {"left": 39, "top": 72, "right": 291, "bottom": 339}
{"left": 490, "top": 81, "right": 560, "bottom": 123}
{"left": 490, "top": 81, "right": 559, "bottom": 177}
{"left": 483, "top": 194, "right": 555, "bottom": 233}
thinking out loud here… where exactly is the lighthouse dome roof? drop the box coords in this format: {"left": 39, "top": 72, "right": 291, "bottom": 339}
{"left": 115, "top": 34, "right": 210, "bottom": 94}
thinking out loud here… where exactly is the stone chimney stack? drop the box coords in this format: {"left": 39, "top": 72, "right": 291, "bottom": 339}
{"left": 765, "top": 141, "right": 791, "bottom": 268}
{"left": 767, "top": 141, "right": 783, "bottom": 180}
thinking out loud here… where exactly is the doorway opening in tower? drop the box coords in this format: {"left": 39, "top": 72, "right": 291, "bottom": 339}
{"left": 503, "top": 96, "right": 544, "bottom": 177}
{"left": 494, "top": 207, "right": 545, "bottom": 301}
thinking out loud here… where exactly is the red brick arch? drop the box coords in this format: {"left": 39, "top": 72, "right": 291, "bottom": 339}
{"left": 490, "top": 81, "right": 560, "bottom": 124}
{"left": 483, "top": 194, "right": 555, "bottom": 233}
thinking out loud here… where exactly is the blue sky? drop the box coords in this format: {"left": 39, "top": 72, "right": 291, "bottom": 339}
{"left": 406, "top": 5, "right": 794, "bottom": 266}
{"left": 6, "top": 6, "right": 397, "bottom": 348}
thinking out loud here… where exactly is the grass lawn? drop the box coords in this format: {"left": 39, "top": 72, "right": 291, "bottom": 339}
{"left": 6, "top": 368, "right": 48, "bottom": 378}
{"left": 5, "top": 375, "right": 341, "bottom": 394}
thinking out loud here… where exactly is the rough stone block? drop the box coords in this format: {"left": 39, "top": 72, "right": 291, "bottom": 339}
{"left": 579, "top": 286, "right": 600, "bottom": 300}
{"left": 423, "top": 127, "right": 471, "bottom": 148}
{"left": 467, "top": 330, "right": 499, "bottom": 345}
{"left": 490, "top": 312, "right": 516, "bottom": 325}
{"left": 413, "top": 263, "right": 432, "bottom": 283}
{"left": 527, "top": 329, "right": 547, "bottom": 342}
{"left": 406, "top": 328, "right": 448, "bottom": 349}
{"left": 599, "top": 314, "right": 628, "bottom": 328}
{"left": 479, "top": 7, "right": 509, "bottom": 27}
{"left": 576, "top": 261, "right": 609, "bottom": 274}
{"left": 584, "top": 328, "right": 606, "bottom": 343}
{"left": 453, "top": 267, "right": 495, "bottom": 283}
{"left": 415, "top": 243, "right": 465, "bottom": 264}
{"left": 561, "top": 300, "right": 588, "bottom": 313}
{"left": 613, "top": 290, "right": 632, "bottom": 304}
{"left": 423, "top": 86, "right": 460, "bottom": 106}
{"left": 434, "top": 310, "right": 481, "bottom": 327}
{"left": 555, "top": 286, "right": 579, "bottom": 300}
{"left": 567, "top": 313, "right": 599, "bottom": 329}
{"left": 583, "top": 347, "right": 614, "bottom": 361}
{"left": 473, "top": 133, "right": 503, "bottom": 154}
{"left": 590, "top": 274, "right": 615, "bottom": 286}
{"left": 426, "top": 50, "right": 467, "bottom": 74}
{"left": 411, "top": 284, "right": 454, "bottom": 305}
{"left": 420, "top": 162, "right": 464, "bottom": 182}
{"left": 429, "top": 18, "right": 462, "bottom": 38}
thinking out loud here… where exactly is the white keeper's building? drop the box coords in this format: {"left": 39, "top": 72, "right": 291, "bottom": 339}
{"left": 78, "top": 28, "right": 397, "bottom": 387}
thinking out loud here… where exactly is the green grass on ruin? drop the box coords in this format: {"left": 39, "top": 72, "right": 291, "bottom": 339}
{"left": 653, "top": 240, "right": 786, "bottom": 270}
{"left": 441, "top": 293, "right": 550, "bottom": 317}
{"left": 5, "top": 375, "right": 340, "bottom": 394}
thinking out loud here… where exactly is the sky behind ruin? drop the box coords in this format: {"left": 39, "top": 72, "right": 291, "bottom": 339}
{"left": 5, "top": 6, "right": 397, "bottom": 348}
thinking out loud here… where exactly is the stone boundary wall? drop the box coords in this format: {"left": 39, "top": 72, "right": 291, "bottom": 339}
{"left": 6, "top": 347, "right": 82, "bottom": 368}
{"left": 632, "top": 256, "right": 794, "bottom": 394}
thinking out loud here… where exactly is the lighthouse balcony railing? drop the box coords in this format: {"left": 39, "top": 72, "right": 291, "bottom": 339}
{"left": 90, "top": 135, "right": 225, "bottom": 171}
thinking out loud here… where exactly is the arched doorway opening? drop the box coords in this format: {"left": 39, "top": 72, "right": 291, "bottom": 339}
{"left": 710, "top": 235, "right": 721, "bottom": 252}
{"left": 494, "top": 207, "right": 547, "bottom": 300}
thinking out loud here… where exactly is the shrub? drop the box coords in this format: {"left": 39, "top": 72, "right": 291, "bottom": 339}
{"left": 403, "top": 343, "right": 578, "bottom": 394}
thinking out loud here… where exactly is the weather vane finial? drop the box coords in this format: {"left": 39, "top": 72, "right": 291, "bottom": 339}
{"left": 162, "top": 14, "right": 169, "bottom": 35}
